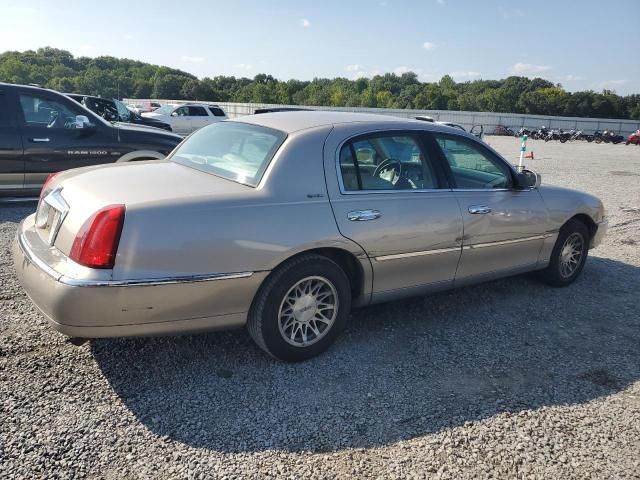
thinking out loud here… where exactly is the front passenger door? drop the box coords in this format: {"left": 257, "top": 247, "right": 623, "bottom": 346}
{"left": 431, "top": 134, "right": 549, "bottom": 282}
{"left": 170, "top": 106, "right": 192, "bottom": 134}
{"left": 18, "top": 92, "right": 117, "bottom": 189}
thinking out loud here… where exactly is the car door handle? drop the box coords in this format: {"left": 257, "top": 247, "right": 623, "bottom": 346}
{"left": 348, "top": 210, "right": 382, "bottom": 221}
{"left": 468, "top": 205, "right": 492, "bottom": 214}
{"left": 30, "top": 138, "right": 50, "bottom": 143}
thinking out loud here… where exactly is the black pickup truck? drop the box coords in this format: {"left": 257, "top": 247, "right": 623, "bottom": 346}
{"left": 67, "top": 94, "right": 173, "bottom": 131}
{"left": 0, "top": 83, "right": 183, "bottom": 197}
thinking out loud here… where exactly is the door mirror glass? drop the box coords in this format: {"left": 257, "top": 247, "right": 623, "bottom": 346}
{"left": 75, "top": 115, "right": 93, "bottom": 129}
{"left": 516, "top": 169, "right": 541, "bottom": 189}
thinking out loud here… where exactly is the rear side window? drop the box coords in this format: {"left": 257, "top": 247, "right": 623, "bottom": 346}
{"left": 209, "top": 107, "right": 226, "bottom": 117}
{"left": 170, "top": 122, "right": 286, "bottom": 187}
{"left": 188, "top": 106, "right": 208, "bottom": 116}
{"left": 339, "top": 133, "right": 439, "bottom": 191}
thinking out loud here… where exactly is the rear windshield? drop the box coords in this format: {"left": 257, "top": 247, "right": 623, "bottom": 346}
{"left": 169, "top": 122, "right": 287, "bottom": 187}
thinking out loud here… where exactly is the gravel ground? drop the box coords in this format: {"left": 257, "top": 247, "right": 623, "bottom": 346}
{"left": 1, "top": 137, "right": 639, "bottom": 479}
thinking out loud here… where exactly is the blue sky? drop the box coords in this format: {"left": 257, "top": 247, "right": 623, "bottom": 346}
{"left": 2, "top": 0, "right": 639, "bottom": 94}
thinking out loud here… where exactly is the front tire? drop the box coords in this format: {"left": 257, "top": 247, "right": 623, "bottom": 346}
{"left": 247, "top": 254, "right": 351, "bottom": 362}
{"left": 538, "top": 219, "right": 590, "bottom": 287}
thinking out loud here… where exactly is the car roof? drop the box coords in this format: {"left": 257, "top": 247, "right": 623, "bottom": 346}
{"left": 233, "top": 110, "right": 460, "bottom": 134}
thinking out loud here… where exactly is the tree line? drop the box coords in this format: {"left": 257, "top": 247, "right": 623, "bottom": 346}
{"left": 1, "top": 47, "right": 639, "bottom": 120}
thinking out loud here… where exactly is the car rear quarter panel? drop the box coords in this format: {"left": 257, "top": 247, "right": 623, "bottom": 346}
{"left": 111, "top": 125, "right": 370, "bottom": 288}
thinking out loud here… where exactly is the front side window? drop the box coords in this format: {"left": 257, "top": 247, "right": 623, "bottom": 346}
{"left": 19, "top": 94, "right": 81, "bottom": 129}
{"left": 339, "top": 134, "right": 438, "bottom": 191}
{"left": 174, "top": 106, "right": 189, "bottom": 116}
{"left": 114, "top": 99, "right": 132, "bottom": 121}
{"left": 434, "top": 135, "right": 513, "bottom": 189}
{"left": 170, "top": 122, "right": 286, "bottom": 187}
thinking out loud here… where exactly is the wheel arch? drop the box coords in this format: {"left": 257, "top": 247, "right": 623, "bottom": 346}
{"left": 566, "top": 213, "right": 597, "bottom": 241}
{"left": 259, "top": 247, "right": 370, "bottom": 306}
{"left": 116, "top": 150, "right": 166, "bottom": 163}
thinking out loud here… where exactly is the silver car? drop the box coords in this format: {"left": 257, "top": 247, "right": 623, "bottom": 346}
{"left": 13, "top": 112, "right": 608, "bottom": 361}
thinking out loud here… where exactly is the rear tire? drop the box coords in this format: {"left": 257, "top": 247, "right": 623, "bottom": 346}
{"left": 247, "top": 254, "right": 351, "bottom": 362}
{"left": 538, "top": 219, "right": 590, "bottom": 287}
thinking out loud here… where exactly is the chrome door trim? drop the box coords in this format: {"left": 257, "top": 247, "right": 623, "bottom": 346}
{"left": 30, "top": 138, "right": 50, "bottom": 142}
{"left": 375, "top": 246, "right": 461, "bottom": 262}
{"left": 462, "top": 234, "right": 552, "bottom": 250}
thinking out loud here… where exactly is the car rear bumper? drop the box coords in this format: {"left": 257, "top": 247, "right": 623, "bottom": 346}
{"left": 591, "top": 218, "right": 608, "bottom": 248}
{"left": 13, "top": 218, "right": 268, "bottom": 338}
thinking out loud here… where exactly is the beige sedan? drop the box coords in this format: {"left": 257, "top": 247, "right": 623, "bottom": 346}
{"left": 14, "top": 112, "right": 607, "bottom": 361}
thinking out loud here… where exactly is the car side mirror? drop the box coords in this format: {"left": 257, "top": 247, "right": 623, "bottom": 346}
{"left": 171, "top": 112, "right": 178, "bottom": 117}
{"left": 75, "top": 115, "right": 94, "bottom": 129}
{"left": 516, "top": 168, "right": 541, "bottom": 189}
{"left": 470, "top": 124, "right": 484, "bottom": 139}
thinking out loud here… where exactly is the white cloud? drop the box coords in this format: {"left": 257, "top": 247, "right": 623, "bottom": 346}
{"left": 300, "top": 18, "right": 310, "bottom": 28}
{"left": 499, "top": 7, "right": 524, "bottom": 19}
{"left": 393, "top": 66, "right": 413, "bottom": 75}
{"left": 510, "top": 62, "right": 551, "bottom": 75}
{"left": 450, "top": 71, "right": 481, "bottom": 80}
{"left": 122, "top": 33, "right": 134, "bottom": 40}
{"left": 181, "top": 55, "right": 205, "bottom": 63}
{"left": 422, "top": 41, "right": 436, "bottom": 51}
{"left": 345, "top": 64, "right": 363, "bottom": 72}
{"left": 233, "top": 63, "right": 254, "bottom": 71}
{"left": 563, "top": 74, "right": 584, "bottom": 81}
{"left": 595, "top": 79, "right": 628, "bottom": 91}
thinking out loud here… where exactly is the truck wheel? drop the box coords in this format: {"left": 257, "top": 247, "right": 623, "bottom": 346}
{"left": 247, "top": 254, "right": 351, "bottom": 362}
{"left": 538, "top": 219, "right": 590, "bottom": 287}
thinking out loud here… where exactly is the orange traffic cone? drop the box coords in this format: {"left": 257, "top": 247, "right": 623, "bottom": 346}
{"left": 525, "top": 151, "right": 534, "bottom": 160}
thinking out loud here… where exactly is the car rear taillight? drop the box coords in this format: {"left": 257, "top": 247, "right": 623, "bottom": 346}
{"left": 69, "top": 205, "right": 126, "bottom": 269}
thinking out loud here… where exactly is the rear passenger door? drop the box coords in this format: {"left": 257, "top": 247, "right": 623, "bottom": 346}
{"left": 0, "top": 89, "right": 24, "bottom": 192}
{"left": 324, "top": 127, "right": 463, "bottom": 301}
{"left": 187, "top": 106, "right": 212, "bottom": 131}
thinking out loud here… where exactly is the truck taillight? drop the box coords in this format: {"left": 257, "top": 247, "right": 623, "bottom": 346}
{"left": 69, "top": 205, "right": 126, "bottom": 269}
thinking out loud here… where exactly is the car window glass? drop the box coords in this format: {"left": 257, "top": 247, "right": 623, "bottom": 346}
{"left": 89, "top": 98, "right": 118, "bottom": 121}
{"left": 435, "top": 135, "right": 512, "bottom": 189}
{"left": 210, "top": 107, "right": 226, "bottom": 117}
{"left": 19, "top": 94, "right": 80, "bottom": 129}
{"left": 114, "top": 99, "right": 131, "bottom": 121}
{"left": 175, "top": 106, "right": 189, "bottom": 116}
{"left": 0, "top": 93, "right": 10, "bottom": 127}
{"left": 170, "top": 122, "right": 286, "bottom": 187}
{"left": 188, "top": 106, "right": 208, "bottom": 116}
{"left": 339, "top": 134, "right": 438, "bottom": 191}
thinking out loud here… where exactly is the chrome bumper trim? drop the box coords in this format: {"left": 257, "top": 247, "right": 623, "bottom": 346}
{"left": 17, "top": 232, "right": 254, "bottom": 288}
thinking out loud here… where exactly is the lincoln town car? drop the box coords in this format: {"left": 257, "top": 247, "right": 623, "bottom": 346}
{"left": 13, "top": 112, "right": 607, "bottom": 361}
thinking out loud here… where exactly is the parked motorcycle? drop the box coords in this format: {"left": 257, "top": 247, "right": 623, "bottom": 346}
{"left": 493, "top": 125, "right": 515, "bottom": 136}
{"left": 626, "top": 130, "right": 640, "bottom": 145}
{"left": 594, "top": 130, "right": 624, "bottom": 144}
